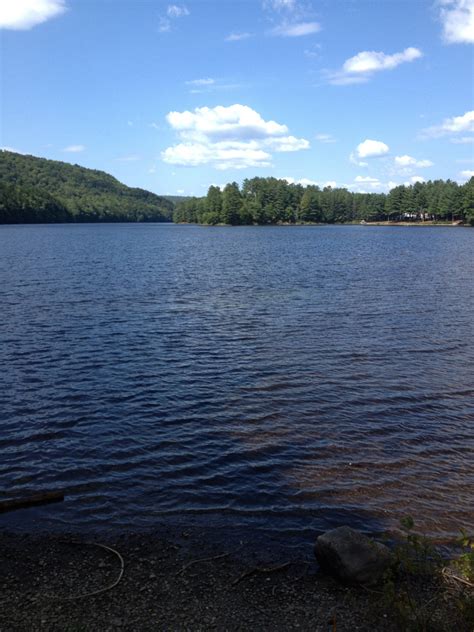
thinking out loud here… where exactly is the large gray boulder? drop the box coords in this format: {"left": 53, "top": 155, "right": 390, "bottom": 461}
{"left": 314, "top": 526, "right": 393, "bottom": 585}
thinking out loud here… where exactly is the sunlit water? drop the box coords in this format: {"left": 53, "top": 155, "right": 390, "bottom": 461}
{"left": 1, "top": 224, "right": 473, "bottom": 543}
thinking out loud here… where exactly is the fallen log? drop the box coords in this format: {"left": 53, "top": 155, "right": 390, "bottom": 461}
{"left": 0, "top": 490, "right": 65, "bottom": 513}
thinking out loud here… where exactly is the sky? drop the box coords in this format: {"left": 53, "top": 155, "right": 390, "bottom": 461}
{"left": 1, "top": 0, "right": 473, "bottom": 196}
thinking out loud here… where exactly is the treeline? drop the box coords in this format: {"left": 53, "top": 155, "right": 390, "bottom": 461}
{"left": 0, "top": 151, "right": 173, "bottom": 224}
{"left": 174, "top": 177, "right": 474, "bottom": 226}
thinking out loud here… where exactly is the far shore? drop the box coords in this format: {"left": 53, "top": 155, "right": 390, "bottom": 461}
{"left": 360, "top": 220, "right": 467, "bottom": 227}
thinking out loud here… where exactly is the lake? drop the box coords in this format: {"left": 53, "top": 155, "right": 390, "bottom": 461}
{"left": 1, "top": 224, "right": 473, "bottom": 544}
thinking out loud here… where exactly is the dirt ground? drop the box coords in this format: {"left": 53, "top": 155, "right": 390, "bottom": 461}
{"left": 0, "top": 528, "right": 470, "bottom": 631}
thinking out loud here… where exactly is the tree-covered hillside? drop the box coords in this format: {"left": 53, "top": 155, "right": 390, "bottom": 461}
{"left": 174, "top": 177, "right": 474, "bottom": 226}
{"left": 0, "top": 151, "right": 173, "bottom": 223}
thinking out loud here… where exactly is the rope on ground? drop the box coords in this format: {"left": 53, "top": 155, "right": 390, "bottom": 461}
{"left": 45, "top": 541, "right": 125, "bottom": 600}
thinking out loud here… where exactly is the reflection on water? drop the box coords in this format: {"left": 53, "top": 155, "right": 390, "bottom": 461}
{"left": 0, "top": 224, "right": 473, "bottom": 541}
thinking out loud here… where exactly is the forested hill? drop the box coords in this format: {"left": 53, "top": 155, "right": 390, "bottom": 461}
{"left": 0, "top": 151, "right": 173, "bottom": 224}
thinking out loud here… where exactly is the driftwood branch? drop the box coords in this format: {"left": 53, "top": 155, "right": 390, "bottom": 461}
{"left": 175, "top": 552, "right": 232, "bottom": 576}
{"left": 0, "top": 491, "right": 65, "bottom": 513}
{"left": 232, "top": 561, "right": 292, "bottom": 586}
{"left": 442, "top": 566, "right": 474, "bottom": 588}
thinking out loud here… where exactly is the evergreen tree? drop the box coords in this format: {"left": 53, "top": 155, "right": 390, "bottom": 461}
{"left": 221, "top": 182, "right": 242, "bottom": 225}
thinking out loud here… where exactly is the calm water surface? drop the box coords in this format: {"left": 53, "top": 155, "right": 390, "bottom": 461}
{"left": 1, "top": 224, "right": 473, "bottom": 542}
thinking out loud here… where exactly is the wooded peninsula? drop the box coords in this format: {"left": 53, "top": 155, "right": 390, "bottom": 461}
{"left": 1, "top": 150, "right": 472, "bottom": 226}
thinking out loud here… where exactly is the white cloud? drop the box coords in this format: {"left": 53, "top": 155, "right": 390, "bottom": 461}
{"left": 159, "top": 17, "right": 171, "bottom": 32}
{"left": 162, "top": 104, "right": 309, "bottom": 170}
{"left": 439, "top": 0, "right": 474, "bottom": 44}
{"left": 394, "top": 155, "right": 433, "bottom": 167}
{"left": 0, "top": 0, "right": 66, "bottom": 30}
{"left": 185, "top": 78, "right": 215, "bottom": 86}
{"left": 408, "top": 175, "right": 425, "bottom": 184}
{"left": 159, "top": 4, "right": 189, "bottom": 32}
{"left": 264, "top": 0, "right": 297, "bottom": 10}
{"left": 349, "top": 153, "right": 369, "bottom": 167}
{"left": 315, "top": 133, "right": 336, "bottom": 143}
{"left": 355, "top": 175, "right": 380, "bottom": 183}
{"left": 63, "top": 144, "right": 85, "bottom": 152}
{"left": 344, "top": 47, "right": 422, "bottom": 73}
{"left": 460, "top": 169, "right": 474, "bottom": 179}
{"left": 268, "top": 135, "right": 309, "bottom": 151}
{"left": 450, "top": 136, "right": 474, "bottom": 143}
{"left": 422, "top": 110, "right": 474, "bottom": 137}
{"left": 439, "top": 110, "right": 474, "bottom": 132}
{"left": 329, "top": 74, "right": 370, "bottom": 86}
{"left": 283, "top": 177, "right": 318, "bottom": 186}
{"left": 167, "top": 4, "right": 189, "bottom": 18}
{"left": 162, "top": 143, "right": 273, "bottom": 170}
{"left": 226, "top": 32, "right": 252, "bottom": 41}
{"left": 348, "top": 179, "right": 401, "bottom": 193}
{"left": 356, "top": 139, "right": 389, "bottom": 158}
{"left": 271, "top": 21, "right": 321, "bottom": 36}
{"left": 327, "top": 47, "right": 422, "bottom": 84}
{"left": 185, "top": 78, "right": 247, "bottom": 94}
{"left": 283, "top": 177, "right": 337, "bottom": 188}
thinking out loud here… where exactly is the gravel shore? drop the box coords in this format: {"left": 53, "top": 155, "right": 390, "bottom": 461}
{"left": 0, "top": 527, "right": 469, "bottom": 631}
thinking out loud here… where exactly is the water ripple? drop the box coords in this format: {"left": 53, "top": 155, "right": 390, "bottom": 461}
{"left": 0, "top": 224, "right": 473, "bottom": 540}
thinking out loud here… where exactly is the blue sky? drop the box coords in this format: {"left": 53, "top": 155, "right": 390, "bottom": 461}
{"left": 1, "top": 0, "right": 473, "bottom": 196}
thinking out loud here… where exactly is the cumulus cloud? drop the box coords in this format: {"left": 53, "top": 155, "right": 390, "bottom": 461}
{"left": 460, "top": 169, "right": 474, "bottom": 179}
{"left": 63, "top": 144, "right": 85, "bottom": 152}
{"left": 394, "top": 155, "right": 433, "bottom": 167}
{"left": 355, "top": 139, "right": 389, "bottom": 158}
{"left": 407, "top": 175, "right": 425, "bottom": 184}
{"left": 439, "top": 0, "right": 474, "bottom": 44}
{"left": 271, "top": 21, "right": 321, "bottom": 36}
{"left": 421, "top": 110, "right": 474, "bottom": 138}
{"left": 0, "top": 0, "right": 66, "bottom": 30}
{"left": 327, "top": 47, "right": 422, "bottom": 84}
{"left": 162, "top": 104, "right": 309, "bottom": 170}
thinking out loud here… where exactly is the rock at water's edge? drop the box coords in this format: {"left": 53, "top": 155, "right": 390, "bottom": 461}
{"left": 314, "top": 526, "right": 393, "bottom": 585}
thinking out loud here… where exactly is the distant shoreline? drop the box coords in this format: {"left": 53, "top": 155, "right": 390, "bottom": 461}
{"left": 0, "top": 220, "right": 471, "bottom": 228}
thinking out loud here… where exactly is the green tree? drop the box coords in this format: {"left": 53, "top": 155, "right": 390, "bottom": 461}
{"left": 221, "top": 182, "right": 242, "bottom": 225}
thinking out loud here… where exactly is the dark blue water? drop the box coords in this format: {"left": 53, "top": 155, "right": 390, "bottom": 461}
{"left": 1, "top": 224, "right": 473, "bottom": 541}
